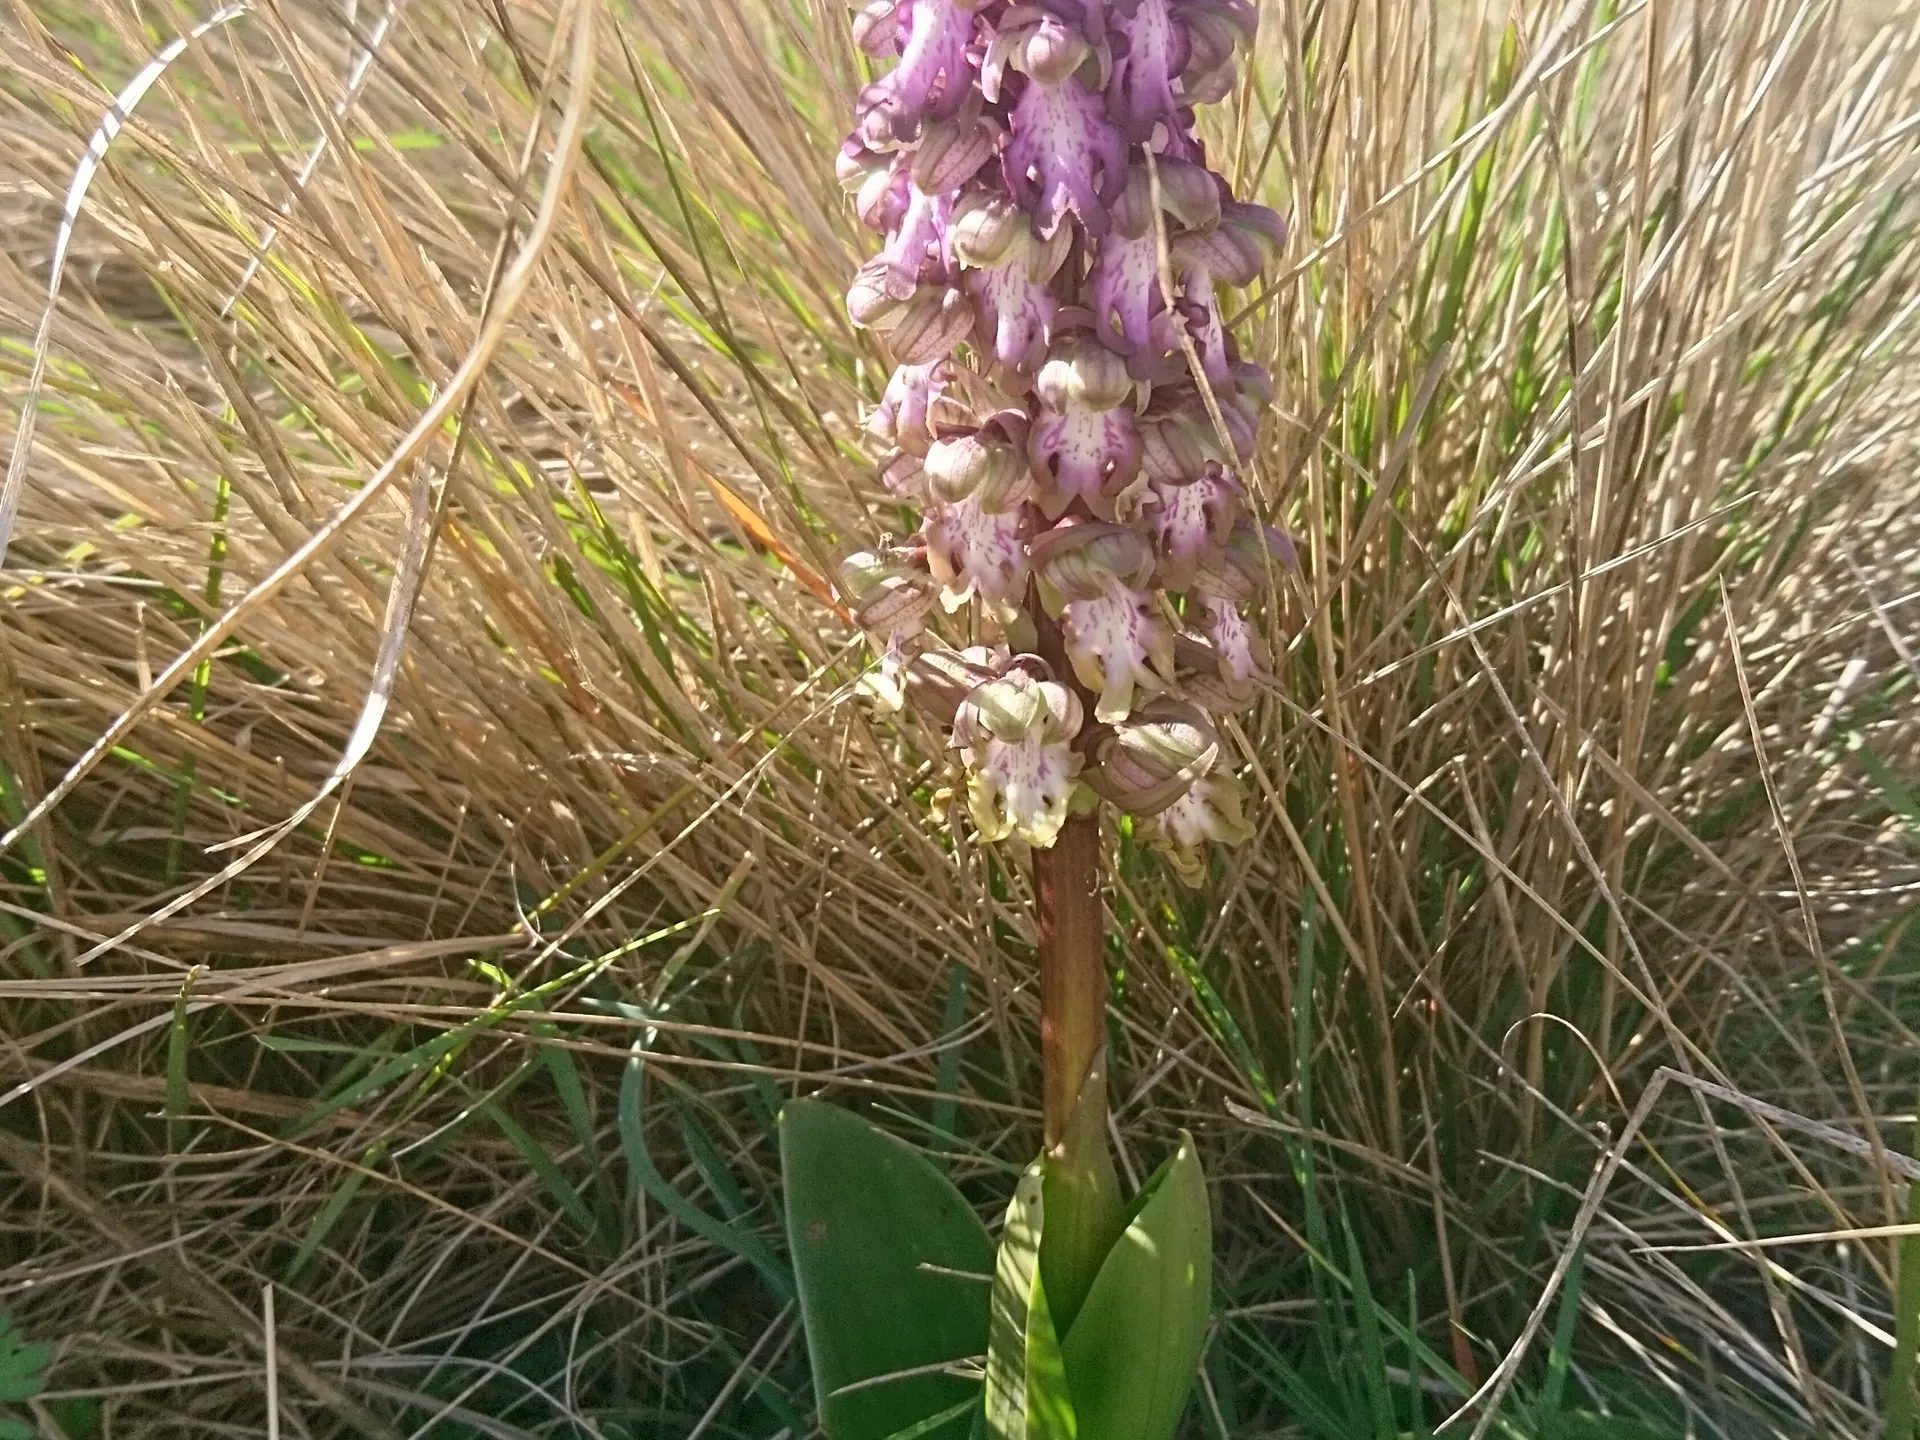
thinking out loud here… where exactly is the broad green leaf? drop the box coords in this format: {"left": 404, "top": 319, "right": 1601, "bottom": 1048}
{"left": 986, "top": 1161, "right": 1075, "bottom": 1440}
{"left": 1038, "top": 1050, "right": 1124, "bottom": 1335}
{"left": 1059, "top": 1133, "right": 1211, "bottom": 1440}
{"left": 783, "top": 1101, "right": 992, "bottom": 1440}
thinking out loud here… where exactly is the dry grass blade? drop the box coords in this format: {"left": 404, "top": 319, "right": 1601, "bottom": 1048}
{"left": 0, "top": 0, "right": 1916, "bottom": 1435}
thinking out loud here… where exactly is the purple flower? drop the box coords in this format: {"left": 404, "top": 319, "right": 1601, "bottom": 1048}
{"left": 1004, "top": 75, "right": 1129, "bottom": 237}
{"left": 868, "top": 360, "right": 955, "bottom": 457}
{"left": 858, "top": 0, "right": 979, "bottom": 145}
{"left": 836, "top": 0, "right": 1284, "bottom": 871}
{"left": 1028, "top": 336, "right": 1141, "bottom": 518}
{"left": 1108, "top": 0, "right": 1189, "bottom": 141}
{"left": 952, "top": 667, "right": 1086, "bottom": 846}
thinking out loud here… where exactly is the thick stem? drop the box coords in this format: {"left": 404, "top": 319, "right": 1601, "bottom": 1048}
{"left": 1035, "top": 810, "right": 1104, "bottom": 1149}
{"left": 1030, "top": 582, "right": 1124, "bottom": 1332}
{"left": 1031, "top": 598, "right": 1105, "bottom": 1148}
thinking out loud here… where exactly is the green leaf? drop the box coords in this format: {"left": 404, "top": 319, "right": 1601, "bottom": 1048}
{"left": 986, "top": 1160, "right": 1075, "bottom": 1440}
{"left": 783, "top": 1101, "right": 993, "bottom": 1440}
{"left": 1058, "top": 1132, "right": 1211, "bottom": 1440}
{"left": 1038, "top": 1050, "right": 1124, "bottom": 1335}
{"left": 1340, "top": 1207, "right": 1395, "bottom": 1440}
{"left": 165, "top": 965, "right": 199, "bottom": 1151}
{"left": 0, "top": 1312, "right": 49, "bottom": 1406}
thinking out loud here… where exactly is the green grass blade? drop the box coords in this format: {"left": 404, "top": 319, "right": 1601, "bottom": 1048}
{"left": 618, "top": 1043, "right": 793, "bottom": 1300}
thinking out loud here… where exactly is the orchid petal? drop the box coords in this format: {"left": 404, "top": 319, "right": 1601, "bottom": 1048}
{"left": 1088, "top": 228, "right": 1163, "bottom": 354}
{"left": 1147, "top": 469, "right": 1238, "bottom": 590}
{"left": 1059, "top": 577, "right": 1173, "bottom": 722}
{"left": 1005, "top": 75, "right": 1128, "bottom": 237}
{"left": 1029, "top": 403, "right": 1142, "bottom": 520}
{"left": 924, "top": 495, "right": 1035, "bottom": 612}
{"left": 1141, "top": 763, "right": 1254, "bottom": 884}
{"left": 1193, "top": 591, "right": 1265, "bottom": 697}
{"left": 867, "top": 361, "right": 953, "bottom": 456}
{"left": 967, "top": 258, "right": 1058, "bottom": 374}
{"left": 1108, "top": 0, "right": 1189, "bottom": 140}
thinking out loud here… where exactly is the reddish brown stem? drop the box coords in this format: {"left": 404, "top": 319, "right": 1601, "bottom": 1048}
{"left": 1035, "top": 810, "right": 1103, "bottom": 1149}
{"left": 1032, "top": 599, "right": 1105, "bottom": 1150}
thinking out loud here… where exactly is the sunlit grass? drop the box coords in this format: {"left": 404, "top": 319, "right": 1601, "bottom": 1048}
{"left": 1, "top": 0, "right": 1919, "bottom": 1435}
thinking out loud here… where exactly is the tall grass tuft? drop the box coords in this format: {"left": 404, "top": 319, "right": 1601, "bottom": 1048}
{"left": 1, "top": 0, "right": 1919, "bottom": 1435}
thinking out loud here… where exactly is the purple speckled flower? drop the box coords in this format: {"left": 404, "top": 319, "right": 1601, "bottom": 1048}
{"left": 837, "top": 0, "right": 1289, "bottom": 880}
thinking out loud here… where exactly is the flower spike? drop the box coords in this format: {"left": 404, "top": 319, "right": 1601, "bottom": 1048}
{"left": 838, "top": 0, "right": 1284, "bottom": 879}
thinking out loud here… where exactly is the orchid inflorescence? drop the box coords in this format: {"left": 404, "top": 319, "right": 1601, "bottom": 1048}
{"left": 836, "top": 0, "right": 1292, "bottom": 883}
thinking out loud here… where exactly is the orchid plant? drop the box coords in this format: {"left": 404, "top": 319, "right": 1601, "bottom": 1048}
{"left": 785, "top": 0, "right": 1290, "bottom": 1436}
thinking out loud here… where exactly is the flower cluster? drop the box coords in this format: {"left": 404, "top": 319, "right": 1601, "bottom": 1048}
{"left": 837, "top": 0, "right": 1290, "bottom": 881}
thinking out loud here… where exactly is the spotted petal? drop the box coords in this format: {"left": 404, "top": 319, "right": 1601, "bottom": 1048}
{"left": 953, "top": 671, "right": 1085, "bottom": 847}
{"left": 967, "top": 259, "right": 1058, "bottom": 375}
{"left": 857, "top": 0, "right": 977, "bottom": 144}
{"left": 924, "top": 495, "right": 1035, "bottom": 613}
{"left": 966, "top": 733, "right": 1078, "bottom": 847}
{"left": 1029, "top": 402, "right": 1142, "bottom": 520}
{"left": 1193, "top": 591, "right": 1265, "bottom": 697}
{"left": 1147, "top": 469, "right": 1238, "bottom": 590}
{"left": 867, "top": 361, "right": 953, "bottom": 456}
{"left": 1109, "top": 0, "right": 1190, "bottom": 140}
{"left": 1088, "top": 228, "right": 1163, "bottom": 355}
{"left": 1005, "top": 75, "right": 1129, "bottom": 237}
{"left": 878, "top": 182, "right": 955, "bottom": 296}
{"left": 1060, "top": 577, "right": 1173, "bottom": 721}
{"left": 1179, "top": 262, "right": 1233, "bottom": 384}
{"left": 1141, "top": 763, "right": 1255, "bottom": 885}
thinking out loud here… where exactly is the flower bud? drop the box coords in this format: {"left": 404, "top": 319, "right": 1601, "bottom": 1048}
{"left": 1109, "top": 165, "right": 1156, "bottom": 240}
{"left": 1191, "top": 518, "right": 1291, "bottom": 602}
{"left": 1230, "top": 359, "right": 1274, "bottom": 412}
{"left": 852, "top": 0, "right": 903, "bottom": 55}
{"left": 954, "top": 666, "right": 1078, "bottom": 745}
{"left": 1183, "top": 0, "right": 1256, "bottom": 73}
{"left": 914, "top": 114, "right": 1000, "bottom": 195}
{"left": 880, "top": 449, "right": 927, "bottom": 497}
{"left": 1030, "top": 520, "right": 1155, "bottom": 600}
{"left": 1017, "top": 14, "right": 1092, "bottom": 85}
{"left": 1036, "top": 333, "right": 1134, "bottom": 412}
{"left": 840, "top": 548, "right": 936, "bottom": 640}
{"left": 951, "top": 190, "right": 1031, "bottom": 269}
{"left": 1181, "top": 59, "right": 1237, "bottom": 107}
{"left": 1085, "top": 699, "right": 1220, "bottom": 815}
{"left": 1140, "top": 401, "right": 1218, "bottom": 484}
{"left": 925, "top": 412, "right": 1034, "bottom": 509}
{"left": 1172, "top": 633, "right": 1253, "bottom": 714}
{"left": 847, "top": 255, "right": 914, "bottom": 328}
{"left": 904, "top": 645, "right": 1007, "bottom": 727}
{"left": 1223, "top": 202, "right": 1287, "bottom": 268}
{"left": 1155, "top": 158, "right": 1224, "bottom": 231}
{"left": 890, "top": 287, "right": 976, "bottom": 364}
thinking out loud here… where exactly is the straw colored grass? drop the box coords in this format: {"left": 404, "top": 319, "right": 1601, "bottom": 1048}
{"left": 2, "top": 0, "right": 1919, "bottom": 1434}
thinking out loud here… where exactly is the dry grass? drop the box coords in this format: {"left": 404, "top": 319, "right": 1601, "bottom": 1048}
{"left": 1, "top": 0, "right": 1919, "bottom": 1435}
